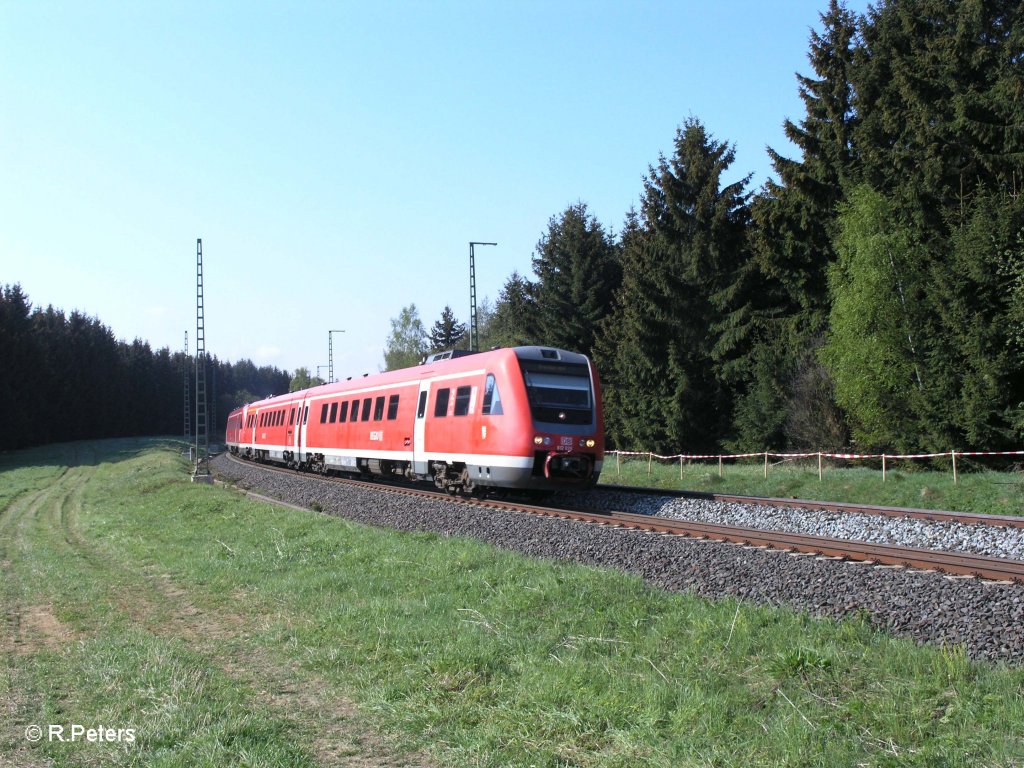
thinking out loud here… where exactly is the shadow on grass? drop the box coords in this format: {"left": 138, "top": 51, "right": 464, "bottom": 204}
{"left": 0, "top": 436, "right": 187, "bottom": 471}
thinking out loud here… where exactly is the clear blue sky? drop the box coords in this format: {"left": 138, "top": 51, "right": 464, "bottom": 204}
{"left": 1, "top": 0, "right": 867, "bottom": 381}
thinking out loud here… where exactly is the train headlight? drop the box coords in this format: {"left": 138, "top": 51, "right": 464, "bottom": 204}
{"left": 585, "top": 439, "right": 596, "bottom": 448}
{"left": 534, "top": 436, "right": 544, "bottom": 445}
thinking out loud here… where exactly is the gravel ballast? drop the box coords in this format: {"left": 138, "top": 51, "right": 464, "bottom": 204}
{"left": 553, "top": 489, "right": 1024, "bottom": 560}
{"left": 212, "top": 455, "right": 1024, "bottom": 663}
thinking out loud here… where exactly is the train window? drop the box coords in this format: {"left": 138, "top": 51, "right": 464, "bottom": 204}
{"left": 350, "top": 400, "right": 359, "bottom": 422}
{"left": 417, "top": 391, "right": 427, "bottom": 418}
{"left": 361, "top": 397, "right": 372, "bottom": 421}
{"left": 387, "top": 394, "right": 399, "bottom": 420}
{"left": 320, "top": 403, "right": 329, "bottom": 423}
{"left": 290, "top": 408, "right": 295, "bottom": 425}
{"left": 339, "top": 401, "right": 349, "bottom": 422}
{"left": 434, "top": 388, "right": 450, "bottom": 417}
{"left": 303, "top": 406, "right": 309, "bottom": 424}
{"left": 483, "top": 374, "right": 503, "bottom": 415}
{"left": 329, "top": 402, "right": 338, "bottom": 423}
{"left": 373, "top": 396, "right": 385, "bottom": 421}
{"left": 520, "top": 360, "right": 593, "bottom": 425}
{"left": 454, "top": 386, "right": 472, "bottom": 416}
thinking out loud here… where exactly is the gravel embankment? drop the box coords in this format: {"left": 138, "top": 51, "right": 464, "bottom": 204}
{"left": 212, "top": 455, "right": 1024, "bottom": 663}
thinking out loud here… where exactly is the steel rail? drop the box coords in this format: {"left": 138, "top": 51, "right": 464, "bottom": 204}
{"left": 221, "top": 454, "right": 1024, "bottom": 583}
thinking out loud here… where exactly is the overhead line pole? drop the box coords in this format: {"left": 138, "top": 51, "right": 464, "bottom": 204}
{"left": 469, "top": 241, "right": 496, "bottom": 352}
{"left": 193, "top": 238, "right": 212, "bottom": 482}
{"left": 183, "top": 331, "right": 191, "bottom": 447}
{"left": 328, "top": 329, "right": 345, "bottom": 383}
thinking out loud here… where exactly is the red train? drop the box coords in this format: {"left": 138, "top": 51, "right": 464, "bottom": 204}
{"left": 225, "top": 346, "right": 604, "bottom": 492}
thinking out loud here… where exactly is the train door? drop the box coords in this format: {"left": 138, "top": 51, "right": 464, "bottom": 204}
{"left": 412, "top": 380, "right": 431, "bottom": 477}
{"left": 285, "top": 401, "right": 298, "bottom": 460}
{"left": 295, "top": 397, "right": 307, "bottom": 462}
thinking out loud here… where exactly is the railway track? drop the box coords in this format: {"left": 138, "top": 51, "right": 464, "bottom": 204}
{"left": 221, "top": 453, "right": 1024, "bottom": 583}
{"left": 600, "top": 482, "right": 1024, "bottom": 529}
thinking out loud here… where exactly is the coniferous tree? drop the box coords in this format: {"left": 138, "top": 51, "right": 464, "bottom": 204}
{"left": 738, "top": 0, "right": 859, "bottom": 449}
{"left": 427, "top": 305, "right": 467, "bottom": 351}
{"left": 0, "top": 284, "right": 40, "bottom": 448}
{"left": 855, "top": 0, "right": 1024, "bottom": 225}
{"left": 483, "top": 271, "right": 538, "bottom": 349}
{"left": 531, "top": 202, "right": 621, "bottom": 355}
{"left": 0, "top": 283, "right": 291, "bottom": 450}
{"left": 926, "top": 191, "right": 1024, "bottom": 447}
{"left": 845, "top": 0, "right": 1024, "bottom": 448}
{"left": 599, "top": 119, "right": 750, "bottom": 453}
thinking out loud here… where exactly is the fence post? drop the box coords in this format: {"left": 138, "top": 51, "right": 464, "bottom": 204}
{"left": 882, "top": 454, "right": 886, "bottom": 483}
{"left": 719, "top": 455, "right": 723, "bottom": 478}
{"left": 764, "top": 451, "right": 769, "bottom": 479}
{"left": 679, "top": 456, "right": 684, "bottom": 480}
{"left": 648, "top": 452, "right": 653, "bottom": 477}
{"left": 817, "top": 452, "right": 822, "bottom": 482}
{"left": 952, "top": 450, "right": 958, "bottom": 484}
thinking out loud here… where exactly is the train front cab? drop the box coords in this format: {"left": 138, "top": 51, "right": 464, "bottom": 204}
{"left": 517, "top": 347, "right": 603, "bottom": 487}
{"left": 460, "top": 347, "right": 603, "bottom": 491}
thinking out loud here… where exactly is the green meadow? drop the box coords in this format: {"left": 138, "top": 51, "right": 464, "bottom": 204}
{"left": 2, "top": 438, "right": 1022, "bottom": 767}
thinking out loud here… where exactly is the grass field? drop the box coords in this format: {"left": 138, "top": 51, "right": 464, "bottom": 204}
{"left": 2, "top": 438, "right": 1024, "bottom": 767}
{"left": 603, "top": 453, "right": 1024, "bottom": 516}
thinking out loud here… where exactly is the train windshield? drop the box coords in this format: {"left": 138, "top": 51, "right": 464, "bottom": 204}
{"left": 520, "top": 360, "right": 593, "bottom": 425}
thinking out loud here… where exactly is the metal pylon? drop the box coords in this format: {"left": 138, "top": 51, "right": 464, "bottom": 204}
{"left": 183, "top": 331, "right": 191, "bottom": 451}
{"left": 469, "top": 242, "right": 496, "bottom": 352}
{"left": 194, "top": 238, "right": 210, "bottom": 477}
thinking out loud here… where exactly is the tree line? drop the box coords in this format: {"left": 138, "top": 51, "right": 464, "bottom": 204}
{"left": 386, "top": 0, "right": 1024, "bottom": 455}
{"left": 0, "top": 283, "right": 289, "bottom": 451}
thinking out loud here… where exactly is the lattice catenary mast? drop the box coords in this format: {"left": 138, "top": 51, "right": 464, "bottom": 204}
{"left": 193, "top": 238, "right": 211, "bottom": 480}
{"left": 469, "top": 241, "right": 496, "bottom": 352}
{"left": 183, "top": 331, "right": 191, "bottom": 446}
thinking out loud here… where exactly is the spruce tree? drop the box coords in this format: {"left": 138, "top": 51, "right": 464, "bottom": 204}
{"left": 427, "top": 305, "right": 467, "bottom": 351}
{"left": 599, "top": 119, "right": 750, "bottom": 453}
{"left": 531, "top": 202, "right": 620, "bottom": 355}
{"left": 927, "top": 191, "right": 1024, "bottom": 447}
{"left": 484, "top": 271, "right": 538, "bottom": 349}
{"left": 738, "top": 0, "right": 859, "bottom": 449}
